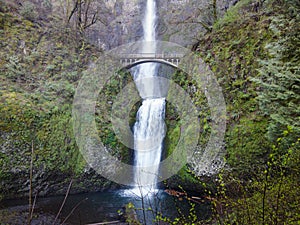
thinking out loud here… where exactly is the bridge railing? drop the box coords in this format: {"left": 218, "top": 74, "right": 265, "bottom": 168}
{"left": 119, "top": 53, "right": 185, "bottom": 59}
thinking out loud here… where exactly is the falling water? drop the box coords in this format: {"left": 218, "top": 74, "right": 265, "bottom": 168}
{"left": 133, "top": 0, "right": 166, "bottom": 192}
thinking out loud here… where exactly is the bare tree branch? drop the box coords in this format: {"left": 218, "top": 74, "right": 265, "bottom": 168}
{"left": 68, "top": 0, "right": 78, "bottom": 23}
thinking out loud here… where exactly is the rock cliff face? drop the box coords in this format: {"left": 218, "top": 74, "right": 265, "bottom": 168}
{"left": 157, "top": 0, "right": 238, "bottom": 46}
{"left": 83, "top": 0, "right": 239, "bottom": 49}
{"left": 0, "top": 0, "right": 239, "bottom": 200}
{"left": 84, "top": 0, "right": 142, "bottom": 50}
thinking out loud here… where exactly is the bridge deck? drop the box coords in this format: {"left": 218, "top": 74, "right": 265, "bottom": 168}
{"left": 119, "top": 53, "right": 184, "bottom": 68}
{"left": 119, "top": 53, "right": 184, "bottom": 59}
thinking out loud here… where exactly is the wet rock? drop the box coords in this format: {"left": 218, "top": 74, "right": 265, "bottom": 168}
{"left": 84, "top": 0, "right": 239, "bottom": 49}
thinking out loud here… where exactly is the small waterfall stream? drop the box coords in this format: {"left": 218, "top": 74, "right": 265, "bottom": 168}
{"left": 133, "top": 0, "right": 166, "bottom": 192}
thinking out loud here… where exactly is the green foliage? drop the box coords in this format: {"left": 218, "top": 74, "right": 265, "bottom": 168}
{"left": 195, "top": 0, "right": 274, "bottom": 180}
{"left": 170, "top": 70, "right": 211, "bottom": 149}
{"left": 0, "top": 4, "right": 298, "bottom": 225}
{"left": 253, "top": 1, "right": 300, "bottom": 144}
{"left": 197, "top": 0, "right": 271, "bottom": 115}
{"left": 176, "top": 165, "right": 203, "bottom": 189}
{"left": 35, "top": 109, "right": 85, "bottom": 173}
{"left": 0, "top": 3, "right": 104, "bottom": 198}
{"left": 214, "top": 0, "right": 252, "bottom": 28}
{"left": 0, "top": 91, "right": 85, "bottom": 174}
{"left": 226, "top": 116, "right": 270, "bottom": 177}
{"left": 19, "top": 1, "right": 38, "bottom": 21}
{"left": 180, "top": 1, "right": 300, "bottom": 224}
{"left": 207, "top": 134, "right": 300, "bottom": 225}
{"left": 4, "top": 55, "right": 25, "bottom": 80}
{"left": 124, "top": 202, "right": 142, "bottom": 225}
{"left": 95, "top": 71, "right": 134, "bottom": 162}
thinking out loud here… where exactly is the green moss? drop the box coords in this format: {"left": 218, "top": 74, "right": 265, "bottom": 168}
{"left": 226, "top": 115, "right": 270, "bottom": 176}
{"left": 0, "top": 91, "right": 86, "bottom": 174}
{"left": 164, "top": 100, "right": 181, "bottom": 157}
{"left": 214, "top": 0, "right": 253, "bottom": 28}
{"left": 95, "top": 71, "right": 134, "bottom": 163}
{"left": 177, "top": 165, "right": 201, "bottom": 185}
{"left": 0, "top": 4, "right": 110, "bottom": 193}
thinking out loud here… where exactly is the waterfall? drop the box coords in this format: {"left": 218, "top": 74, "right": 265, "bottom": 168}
{"left": 133, "top": 0, "right": 166, "bottom": 192}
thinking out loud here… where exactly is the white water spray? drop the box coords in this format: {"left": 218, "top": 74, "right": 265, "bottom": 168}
{"left": 133, "top": 0, "right": 166, "bottom": 193}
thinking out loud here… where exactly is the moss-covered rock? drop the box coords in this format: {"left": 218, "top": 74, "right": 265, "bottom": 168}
{"left": 0, "top": 3, "right": 121, "bottom": 199}
{"left": 193, "top": 0, "right": 275, "bottom": 178}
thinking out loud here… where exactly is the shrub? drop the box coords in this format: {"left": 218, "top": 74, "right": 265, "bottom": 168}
{"left": 19, "top": 1, "right": 38, "bottom": 21}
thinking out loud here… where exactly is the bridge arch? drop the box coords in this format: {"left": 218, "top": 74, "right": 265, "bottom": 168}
{"left": 121, "top": 58, "right": 179, "bottom": 70}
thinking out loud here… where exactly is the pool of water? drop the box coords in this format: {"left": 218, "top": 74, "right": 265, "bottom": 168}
{"left": 0, "top": 189, "right": 211, "bottom": 224}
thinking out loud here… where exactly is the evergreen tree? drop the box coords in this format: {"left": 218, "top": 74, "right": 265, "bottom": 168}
{"left": 254, "top": 1, "right": 300, "bottom": 145}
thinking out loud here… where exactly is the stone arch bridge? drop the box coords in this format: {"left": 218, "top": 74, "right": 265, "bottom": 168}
{"left": 119, "top": 53, "right": 184, "bottom": 69}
